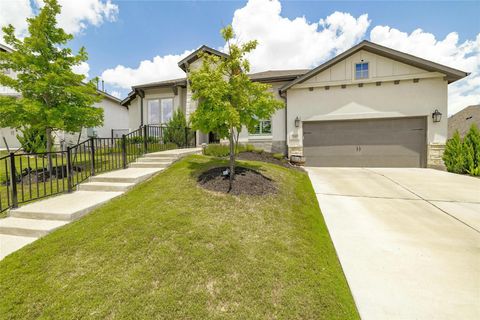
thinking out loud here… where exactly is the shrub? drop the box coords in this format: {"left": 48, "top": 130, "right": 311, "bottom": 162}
{"left": 203, "top": 143, "right": 259, "bottom": 157}
{"left": 443, "top": 124, "right": 480, "bottom": 176}
{"left": 463, "top": 124, "right": 480, "bottom": 176}
{"left": 17, "top": 126, "right": 47, "bottom": 153}
{"left": 162, "top": 110, "right": 193, "bottom": 147}
{"left": 273, "top": 153, "right": 284, "bottom": 160}
{"left": 443, "top": 131, "right": 465, "bottom": 173}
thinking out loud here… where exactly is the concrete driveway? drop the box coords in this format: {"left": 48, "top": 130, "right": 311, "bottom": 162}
{"left": 306, "top": 167, "right": 480, "bottom": 320}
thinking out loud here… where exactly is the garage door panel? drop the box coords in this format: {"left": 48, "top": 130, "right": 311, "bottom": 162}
{"left": 303, "top": 117, "right": 426, "bottom": 167}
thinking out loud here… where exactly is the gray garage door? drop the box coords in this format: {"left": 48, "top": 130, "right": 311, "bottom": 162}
{"left": 303, "top": 117, "right": 427, "bottom": 167}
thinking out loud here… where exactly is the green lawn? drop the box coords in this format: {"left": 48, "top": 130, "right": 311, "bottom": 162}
{"left": 0, "top": 155, "right": 359, "bottom": 319}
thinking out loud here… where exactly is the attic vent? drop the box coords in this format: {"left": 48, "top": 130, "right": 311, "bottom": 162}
{"left": 325, "top": 86, "right": 330, "bottom": 90}
{"left": 394, "top": 80, "right": 400, "bottom": 85}
{"left": 413, "top": 78, "right": 419, "bottom": 83}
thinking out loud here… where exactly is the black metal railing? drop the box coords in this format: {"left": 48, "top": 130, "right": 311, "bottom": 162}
{"left": 0, "top": 125, "right": 196, "bottom": 213}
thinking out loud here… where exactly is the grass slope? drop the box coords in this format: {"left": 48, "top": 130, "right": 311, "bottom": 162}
{"left": 0, "top": 155, "right": 358, "bottom": 319}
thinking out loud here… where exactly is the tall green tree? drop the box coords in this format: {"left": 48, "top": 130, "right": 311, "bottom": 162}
{"left": 0, "top": 0, "right": 103, "bottom": 159}
{"left": 189, "top": 25, "right": 283, "bottom": 190}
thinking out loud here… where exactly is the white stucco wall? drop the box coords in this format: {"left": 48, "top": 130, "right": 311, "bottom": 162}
{"left": 0, "top": 127, "right": 21, "bottom": 149}
{"left": 236, "top": 81, "right": 287, "bottom": 152}
{"left": 286, "top": 77, "right": 448, "bottom": 151}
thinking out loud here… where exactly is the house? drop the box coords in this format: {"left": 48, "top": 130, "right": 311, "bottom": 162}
{"left": 0, "top": 43, "right": 129, "bottom": 150}
{"left": 448, "top": 105, "right": 480, "bottom": 138}
{"left": 121, "top": 40, "right": 468, "bottom": 168}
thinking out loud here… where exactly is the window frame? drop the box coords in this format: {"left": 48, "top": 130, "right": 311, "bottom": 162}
{"left": 146, "top": 97, "right": 174, "bottom": 125}
{"left": 355, "top": 62, "right": 369, "bottom": 80}
{"left": 251, "top": 119, "right": 272, "bottom": 136}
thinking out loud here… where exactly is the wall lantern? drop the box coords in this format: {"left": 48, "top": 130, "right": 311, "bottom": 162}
{"left": 294, "top": 116, "right": 301, "bottom": 128}
{"left": 432, "top": 109, "right": 442, "bottom": 123}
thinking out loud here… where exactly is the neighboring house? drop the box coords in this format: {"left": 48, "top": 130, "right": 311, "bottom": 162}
{"left": 0, "top": 43, "right": 129, "bottom": 150}
{"left": 127, "top": 41, "right": 468, "bottom": 168}
{"left": 448, "top": 105, "right": 480, "bottom": 138}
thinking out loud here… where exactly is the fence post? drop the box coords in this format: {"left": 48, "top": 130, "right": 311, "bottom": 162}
{"left": 66, "top": 147, "right": 73, "bottom": 193}
{"left": 122, "top": 134, "right": 127, "bottom": 169}
{"left": 143, "top": 125, "right": 148, "bottom": 154}
{"left": 185, "top": 127, "right": 188, "bottom": 148}
{"left": 90, "top": 137, "right": 95, "bottom": 176}
{"left": 9, "top": 152, "right": 18, "bottom": 208}
{"left": 111, "top": 129, "right": 114, "bottom": 145}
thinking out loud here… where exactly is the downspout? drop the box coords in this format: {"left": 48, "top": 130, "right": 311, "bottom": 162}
{"left": 279, "top": 89, "right": 288, "bottom": 156}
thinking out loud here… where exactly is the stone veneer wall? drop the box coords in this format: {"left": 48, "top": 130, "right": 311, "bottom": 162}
{"left": 427, "top": 144, "right": 446, "bottom": 170}
{"left": 246, "top": 140, "right": 286, "bottom": 154}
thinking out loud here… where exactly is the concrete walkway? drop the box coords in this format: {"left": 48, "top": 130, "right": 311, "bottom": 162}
{"left": 0, "top": 148, "right": 201, "bottom": 260}
{"left": 307, "top": 167, "right": 480, "bottom": 320}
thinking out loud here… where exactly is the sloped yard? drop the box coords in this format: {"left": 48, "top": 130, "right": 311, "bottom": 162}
{"left": 0, "top": 155, "right": 358, "bottom": 319}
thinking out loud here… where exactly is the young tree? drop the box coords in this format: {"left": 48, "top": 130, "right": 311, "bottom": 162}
{"left": 0, "top": 0, "right": 103, "bottom": 160}
{"left": 189, "top": 26, "right": 283, "bottom": 191}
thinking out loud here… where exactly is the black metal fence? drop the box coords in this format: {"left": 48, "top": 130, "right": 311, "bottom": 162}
{"left": 0, "top": 125, "right": 196, "bottom": 213}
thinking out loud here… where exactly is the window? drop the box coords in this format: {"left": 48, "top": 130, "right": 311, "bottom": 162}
{"left": 253, "top": 120, "right": 272, "bottom": 135}
{"left": 147, "top": 98, "right": 173, "bottom": 124}
{"left": 355, "top": 62, "right": 369, "bottom": 79}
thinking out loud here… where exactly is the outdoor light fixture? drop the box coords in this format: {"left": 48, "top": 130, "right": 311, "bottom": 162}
{"left": 295, "top": 116, "right": 301, "bottom": 128}
{"left": 432, "top": 109, "right": 442, "bottom": 123}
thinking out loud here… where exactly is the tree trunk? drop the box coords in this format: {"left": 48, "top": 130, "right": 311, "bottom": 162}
{"left": 228, "top": 126, "right": 235, "bottom": 192}
{"left": 46, "top": 127, "right": 53, "bottom": 174}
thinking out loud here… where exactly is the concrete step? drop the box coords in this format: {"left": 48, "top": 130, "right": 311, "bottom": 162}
{"left": 136, "top": 157, "right": 175, "bottom": 163}
{"left": 129, "top": 162, "right": 169, "bottom": 168}
{"left": 0, "top": 217, "right": 68, "bottom": 237}
{"left": 0, "top": 234, "right": 38, "bottom": 260}
{"left": 144, "top": 152, "right": 179, "bottom": 159}
{"left": 10, "top": 191, "right": 123, "bottom": 221}
{"left": 79, "top": 181, "right": 134, "bottom": 192}
{"left": 90, "top": 168, "right": 162, "bottom": 183}
{"left": 145, "top": 148, "right": 201, "bottom": 158}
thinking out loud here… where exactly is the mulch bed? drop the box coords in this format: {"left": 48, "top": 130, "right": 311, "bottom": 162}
{"left": 197, "top": 166, "right": 277, "bottom": 196}
{"left": 237, "top": 151, "right": 304, "bottom": 171}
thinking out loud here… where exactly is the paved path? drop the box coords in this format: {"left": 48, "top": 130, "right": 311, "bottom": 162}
{"left": 306, "top": 167, "right": 480, "bottom": 320}
{"left": 0, "top": 148, "right": 201, "bottom": 260}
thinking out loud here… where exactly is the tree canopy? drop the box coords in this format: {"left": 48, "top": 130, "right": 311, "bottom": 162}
{"left": 0, "top": 0, "right": 103, "bottom": 151}
{"left": 188, "top": 25, "right": 284, "bottom": 189}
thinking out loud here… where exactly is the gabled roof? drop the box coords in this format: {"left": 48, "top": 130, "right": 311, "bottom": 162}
{"left": 178, "top": 45, "right": 228, "bottom": 72}
{"left": 280, "top": 40, "right": 469, "bottom": 93}
{"left": 248, "top": 69, "right": 309, "bottom": 82}
{"left": 132, "top": 78, "right": 187, "bottom": 90}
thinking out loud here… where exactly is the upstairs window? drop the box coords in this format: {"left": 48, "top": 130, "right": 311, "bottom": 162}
{"left": 355, "top": 62, "right": 369, "bottom": 79}
{"left": 253, "top": 120, "right": 272, "bottom": 135}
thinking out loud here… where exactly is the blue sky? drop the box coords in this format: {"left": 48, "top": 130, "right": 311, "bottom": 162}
{"left": 73, "top": 1, "right": 479, "bottom": 82}
{"left": 0, "top": 0, "right": 479, "bottom": 114}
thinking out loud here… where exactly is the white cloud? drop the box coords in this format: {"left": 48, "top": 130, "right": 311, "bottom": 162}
{"left": 229, "top": 0, "right": 370, "bottom": 71}
{"left": 110, "top": 90, "right": 122, "bottom": 99}
{"left": 72, "top": 61, "right": 90, "bottom": 78}
{"left": 38, "top": 0, "right": 119, "bottom": 35}
{"left": 370, "top": 27, "right": 480, "bottom": 115}
{"left": 0, "top": 0, "right": 33, "bottom": 41}
{"left": 0, "top": 0, "right": 118, "bottom": 43}
{"left": 101, "top": 50, "right": 193, "bottom": 89}
{"left": 101, "top": 0, "right": 370, "bottom": 90}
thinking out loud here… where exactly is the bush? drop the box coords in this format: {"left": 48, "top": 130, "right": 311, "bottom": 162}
{"left": 162, "top": 110, "right": 194, "bottom": 147}
{"left": 443, "top": 124, "right": 480, "bottom": 176}
{"left": 443, "top": 131, "right": 465, "bottom": 174}
{"left": 203, "top": 143, "right": 259, "bottom": 157}
{"left": 273, "top": 153, "right": 284, "bottom": 160}
{"left": 17, "top": 126, "right": 47, "bottom": 153}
